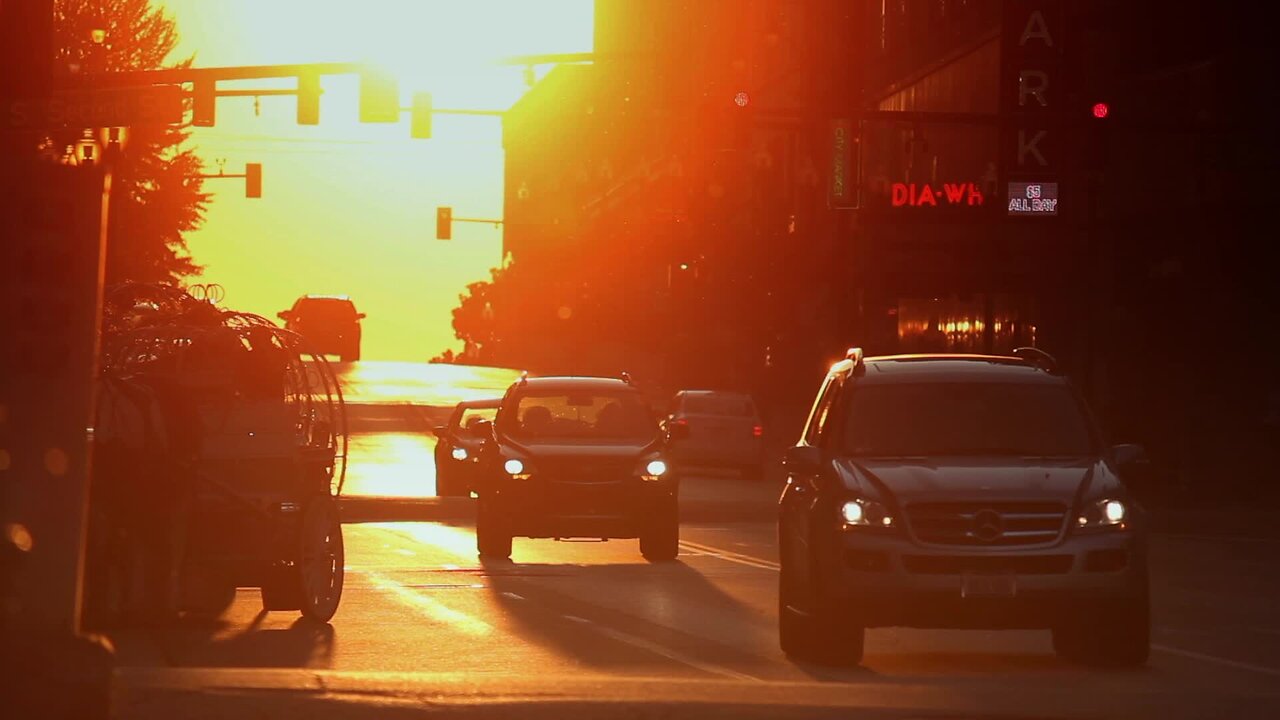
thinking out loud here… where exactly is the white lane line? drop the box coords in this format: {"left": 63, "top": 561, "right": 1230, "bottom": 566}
{"left": 679, "top": 540, "right": 780, "bottom": 571}
{"left": 562, "top": 615, "right": 591, "bottom": 624}
{"left": 363, "top": 570, "right": 493, "bottom": 637}
{"left": 500, "top": 591, "right": 525, "bottom": 601}
{"left": 682, "top": 542, "right": 1280, "bottom": 680}
{"left": 585, "top": 623, "right": 762, "bottom": 682}
{"left": 1154, "top": 644, "right": 1280, "bottom": 677}
{"left": 1158, "top": 533, "right": 1280, "bottom": 545}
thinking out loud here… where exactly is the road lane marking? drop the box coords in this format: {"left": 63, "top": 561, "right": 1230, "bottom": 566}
{"left": 372, "top": 522, "right": 478, "bottom": 560}
{"left": 563, "top": 615, "right": 591, "bottom": 624}
{"left": 583, "top": 623, "right": 762, "bottom": 682}
{"left": 679, "top": 540, "right": 780, "bottom": 571}
{"left": 500, "top": 591, "right": 525, "bottom": 601}
{"left": 1154, "top": 644, "right": 1280, "bottom": 677}
{"left": 363, "top": 570, "right": 493, "bottom": 637}
{"left": 1158, "top": 533, "right": 1280, "bottom": 545}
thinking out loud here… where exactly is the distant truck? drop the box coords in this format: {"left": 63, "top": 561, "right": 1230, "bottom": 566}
{"left": 278, "top": 295, "right": 364, "bottom": 362}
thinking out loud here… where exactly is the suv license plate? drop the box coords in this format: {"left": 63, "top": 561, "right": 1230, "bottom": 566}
{"left": 961, "top": 574, "right": 1017, "bottom": 598}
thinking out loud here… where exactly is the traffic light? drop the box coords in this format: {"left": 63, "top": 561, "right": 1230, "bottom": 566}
{"left": 245, "top": 163, "right": 262, "bottom": 198}
{"left": 436, "top": 206, "right": 452, "bottom": 239}
{"left": 359, "top": 69, "right": 400, "bottom": 123}
{"left": 297, "top": 73, "right": 321, "bottom": 125}
{"left": 193, "top": 80, "right": 216, "bottom": 127}
{"left": 411, "top": 92, "right": 433, "bottom": 139}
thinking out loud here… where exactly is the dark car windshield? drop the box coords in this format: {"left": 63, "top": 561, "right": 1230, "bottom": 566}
{"left": 295, "top": 299, "right": 356, "bottom": 321}
{"left": 505, "top": 389, "right": 657, "bottom": 441}
{"left": 842, "top": 382, "right": 1095, "bottom": 457}
{"left": 681, "top": 394, "right": 756, "bottom": 417}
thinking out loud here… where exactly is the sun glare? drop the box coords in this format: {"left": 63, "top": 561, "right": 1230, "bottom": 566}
{"left": 159, "top": 0, "right": 592, "bottom": 361}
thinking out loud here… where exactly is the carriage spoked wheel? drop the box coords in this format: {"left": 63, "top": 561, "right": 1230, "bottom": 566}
{"left": 298, "top": 495, "right": 344, "bottom": 622}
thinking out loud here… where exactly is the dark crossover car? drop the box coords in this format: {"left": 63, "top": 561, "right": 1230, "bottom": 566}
{"left": 432, "top": 398, "right": 500, "bottom": 497}
{"left": 779, "top": 348, "right": 1149, "bottom": 668}
{"left": 472, "top": 375, "right": 679, "bottom": 561}
{"left": 277, "top": 295, "right": 364, "bottom": 362}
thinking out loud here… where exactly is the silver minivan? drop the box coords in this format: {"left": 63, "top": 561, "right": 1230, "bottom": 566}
{"left": 664, "top": 390, "right": 765, "bottom": 480}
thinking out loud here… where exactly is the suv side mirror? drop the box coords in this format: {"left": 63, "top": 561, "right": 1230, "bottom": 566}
{"left": 469, "top": 419, "right": 494, "bottom": 438}
{"left": 277, "top": 311, "right": 290, "bottom": 321}
{"left": 1112, "top": 443, "right": 1147, "bottom": 469}
{"left": 431, "top": 425, "right": 449, "bottom": 438}
{"left": 666, "top": 420, "right": 689, "bottom": 440}
{"left": 784, "top": 445, "right": 822, "bottom": 474}
{"left": 356, "top": 312, "right": 367, "bottom": 320}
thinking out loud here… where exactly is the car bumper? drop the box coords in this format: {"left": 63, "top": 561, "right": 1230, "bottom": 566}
{"left": 485, "top": 478, "right": 677, "bottom": 539}
{"left": 816, "top": 528, "right": 1146, "bottom": 629}
{"left": 670, "top": 440, "right": 763, "bottom": 467}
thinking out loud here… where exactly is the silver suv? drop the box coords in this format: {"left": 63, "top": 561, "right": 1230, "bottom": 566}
{"left": 778, "top": 349, "right": 1149, "bottom": 668}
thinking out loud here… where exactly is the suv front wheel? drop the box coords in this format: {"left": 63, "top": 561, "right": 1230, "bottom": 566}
{"left": 778, "top": 537, "right": 865, "bottom": 666}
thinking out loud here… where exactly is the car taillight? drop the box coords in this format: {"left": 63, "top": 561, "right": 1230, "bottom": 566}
{"left": 752, "top": 425, "right": 763, "bottom": 437}
{"left": 673, "top": 418, "right": 688, "bottom": 428}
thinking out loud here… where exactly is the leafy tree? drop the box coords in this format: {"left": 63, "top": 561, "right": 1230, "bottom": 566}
{"left": 50, "top": 0, "right": 208, "bottom": 283}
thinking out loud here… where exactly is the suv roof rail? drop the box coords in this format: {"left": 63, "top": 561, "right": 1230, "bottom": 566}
{"left": 846, "top": 347, "right": 866, "bottom": 375}
{"left": 1013, "top": 346, "right": 1058, "bottom": 372}
{"left": 620, "top": 371, "right": 632, "bottom": 385}
{"left": 518, "top": 370, "right": 530, "bottom": 384}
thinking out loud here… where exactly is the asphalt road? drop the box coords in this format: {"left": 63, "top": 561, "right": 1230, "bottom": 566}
{"left": 108, "top": 362, "right": 1280, "bottom": 719}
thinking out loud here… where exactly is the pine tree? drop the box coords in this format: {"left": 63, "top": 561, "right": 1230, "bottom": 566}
{"left": 50, "top": 0, "right": 208, "bottom": 283}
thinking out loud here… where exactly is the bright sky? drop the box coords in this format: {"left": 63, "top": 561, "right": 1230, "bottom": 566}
{"left": 157, "top": 0, "right": 593, "bottom": 360}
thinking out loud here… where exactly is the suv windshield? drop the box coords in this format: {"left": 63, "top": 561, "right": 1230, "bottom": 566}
{"left": 506, "top": 390, "right": 656, "bottom": 441}
{"left": 842, "top": 382, "right": 1095, "bottom": 457}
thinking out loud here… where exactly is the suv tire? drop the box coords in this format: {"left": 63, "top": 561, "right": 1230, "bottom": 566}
{"left": 1052, "top": 591, "right": 1150, "bottom": 667}
{"left": 778, "top": 539, "right": 865, "bottom": 666}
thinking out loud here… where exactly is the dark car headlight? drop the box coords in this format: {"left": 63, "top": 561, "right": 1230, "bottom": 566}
{"left": 840, "top": 498, "right": 896, "bottom": 529}
{"left": 503, "top": 458, "right": 532, "bottom": 480}
{"left": 640, "top": 458, "right": 669, "bottom": 482}
{"left": 1074, "top": 497, "right": 1130, "bottom": 532}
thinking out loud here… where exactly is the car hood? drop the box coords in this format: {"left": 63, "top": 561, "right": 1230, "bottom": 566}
{"left": 834, "top": 456, "right": 1104, "bottom": 503}
{"left": 500, "top": 438, "right": 661, "bottom": 460}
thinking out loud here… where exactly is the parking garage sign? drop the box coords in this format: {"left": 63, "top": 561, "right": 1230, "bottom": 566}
{"left": 1007, "top": 181, "right": 1059, "bottom": 216}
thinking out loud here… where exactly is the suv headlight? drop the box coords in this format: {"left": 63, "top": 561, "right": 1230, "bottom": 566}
{"left": 1075, "top": 497, "right": 1129, "bottom": 531}
{"left": 840, "top": 498, "right": 895, "bottom": 529}
{"left": 451, "top": 447, "right": 469, "bottom": 462}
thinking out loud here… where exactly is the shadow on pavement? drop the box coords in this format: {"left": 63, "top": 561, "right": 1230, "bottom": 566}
{"left": 146, "top": 610, "right": 336, "bottom": 669}
{"left": 480, "top": 557, "right": 774, "bottom": 675}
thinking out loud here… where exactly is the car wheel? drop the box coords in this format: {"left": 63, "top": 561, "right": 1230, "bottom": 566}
{"left": 640, "top": 501, "right": 679, "bottom": 562}
{"left": 297, "top": 496, "right": 344, "bottom": 622}
{"left": 1052, "top": 591, "right": 1150, "bottom": 668}
{"left": 476, "top": 498, "right": 512, "bottom": 560}
{"left": 778, "top": 537, "right": 865, "bottom": 666}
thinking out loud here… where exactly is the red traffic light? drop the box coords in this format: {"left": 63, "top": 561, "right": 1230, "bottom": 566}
{"left": 1091, "top": 102, "right": 1110, "bottom": 119}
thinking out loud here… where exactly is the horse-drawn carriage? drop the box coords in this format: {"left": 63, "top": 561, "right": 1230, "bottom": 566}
{"left": 86, "top": 284, "right": 348, "bottom": 625}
